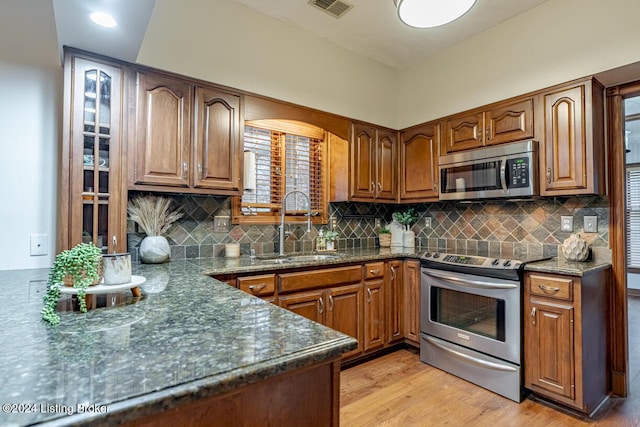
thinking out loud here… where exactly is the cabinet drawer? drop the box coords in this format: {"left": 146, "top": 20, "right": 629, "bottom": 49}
{"left": 528, "top": 274, "right": 573, "bottom": 301}
{"left": 238, "top": 274, "right": 276, "bottom": 297}
{"left": 279, "top": 266, "right": 362, "bottom": 294}
{"left": 364, "top": 262, "right": 385, "bottom": 279}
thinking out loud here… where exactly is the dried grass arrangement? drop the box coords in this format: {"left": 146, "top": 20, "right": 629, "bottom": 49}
{"left": 127, "top": 195, "right": 184, "bottom": 236}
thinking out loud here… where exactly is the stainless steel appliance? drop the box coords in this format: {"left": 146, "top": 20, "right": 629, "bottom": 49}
{"left": 419, "top": 251, "right": 543, "bottom": 402}
{"left": 439, "top": 140, "right": 538, "bottom": 201}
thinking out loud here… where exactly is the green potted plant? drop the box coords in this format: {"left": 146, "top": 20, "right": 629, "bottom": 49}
{"left": 42, "top": 242, "right": 103, "bottom": 325}
{"left": 322, "top": 230, "right": 339, "bottom": 251}
{"left": 128, "top": 195, "right": 183, "bottom": 263}
{"left": 392, "top": 208, "right": 419, "bottom": 248}
{"left": 378, "top": 227, "right": 392, "bottom": 248}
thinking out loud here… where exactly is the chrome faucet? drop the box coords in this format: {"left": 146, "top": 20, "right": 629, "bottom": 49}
{"left": 279, "top": 190, "right": 312, "bottom": 256}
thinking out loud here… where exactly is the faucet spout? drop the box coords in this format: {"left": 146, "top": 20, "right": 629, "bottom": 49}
{"left": 279, "top": 190, "right": 312, "bottom": 256}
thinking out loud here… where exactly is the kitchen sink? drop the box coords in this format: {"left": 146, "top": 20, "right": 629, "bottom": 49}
{"left": 259, "top": 258, "right": 293, "bottom": 264}
{"left": 284, "top": 254, "right": 343, "bottom": 262}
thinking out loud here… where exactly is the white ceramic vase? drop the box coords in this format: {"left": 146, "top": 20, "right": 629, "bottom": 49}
{"left": 326, "top": 240, "right": 335, "bottom": 251}
{"left": 561, "top": 233, "right": 589, "bottom": 262}
{"left": 403, "top": 230, "right": 415, "bottom": 248}
{"left": 140, "top": 236, "right": 171, "bottom": 264}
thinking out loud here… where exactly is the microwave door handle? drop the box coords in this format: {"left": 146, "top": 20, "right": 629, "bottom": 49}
{"left": 500, "top": 157, "right": 508, "bottom": 193}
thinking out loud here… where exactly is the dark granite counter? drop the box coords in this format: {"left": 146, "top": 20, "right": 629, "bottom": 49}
{"left": 0, "top": 261, "right": 357, "bottom": 426}
{"left": 524, "top": 257, "right": 612, "bottom": 276}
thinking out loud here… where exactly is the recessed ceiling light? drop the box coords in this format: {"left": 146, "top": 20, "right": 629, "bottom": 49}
{"left": 89, "top": 12, "right": 117, "bottom": 28}
{"left": 394, "top": 0, "right": 476, "bottom": 29}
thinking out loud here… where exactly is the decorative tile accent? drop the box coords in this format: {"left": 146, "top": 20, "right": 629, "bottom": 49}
{"left": 126, "top": 193, "right": 610, "bottom": 262}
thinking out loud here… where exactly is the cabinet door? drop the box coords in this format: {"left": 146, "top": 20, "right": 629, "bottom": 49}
{"left": 133, "top": 72, "right": 192, "bottom": 187}
{"left": 386, "top": 261, "right": 403, "bottom": 344}
{"left": 524, "top": 298, "right": 575, "bottom": 400}
{"left": 193, "top": 86, "right": 243, "bottom": 193}
{"left": 399, "top": 123, "right": 439, "bottom": 201}
{"left": 442, "top": 112, "right": 484, "bottom": 154}
{"left": 326, "top": 284, "right": 363, "bottom": 359}
{"left": 279, "top": 290, "right": 325, "bottom": 324}
{"left": 485, "top": 98, "right": 534, "bottom": 146}
{"left": 350, "top": 123, "right": 376, "bottom": 200}
{"left": 364, "top": 279, "right": 385, "bottom": 352}
{"left": 376, "top": 130, "right": 397, "bottom": 201}
{"left": 540, "top": 84, "right": 586, "bottom": 193}
{"left": 403, "top": 260, "right": 420, "bottom": 346}
{"left": 61, "top": 53, "right": 126, "bottom": 253}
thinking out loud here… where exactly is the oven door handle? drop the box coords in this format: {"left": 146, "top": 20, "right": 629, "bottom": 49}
{"left": 422, "top": 269, "right": 518, "bottom": 290}
{"left": 424, "top": 336, "right": 518, "bottom": 372}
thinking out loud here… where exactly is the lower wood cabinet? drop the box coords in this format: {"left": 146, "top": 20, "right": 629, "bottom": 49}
{"left": 364, "top": 262, "right": 386, "bottom": 352}
{"left": 523, "top": 269, "right": 610, "bottom": 416}
{"left": 386, "top": 260, "right": 403, "bottom": 344}
{"left": 403, "top": 259, "right": 421, "bottom": 347}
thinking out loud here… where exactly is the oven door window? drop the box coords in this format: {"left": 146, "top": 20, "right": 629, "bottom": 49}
{"left": 430, "top": 286, "right": 506, "bottom": 342}
{"left": 440, "top": 160, "right": 503, "bottom": 194}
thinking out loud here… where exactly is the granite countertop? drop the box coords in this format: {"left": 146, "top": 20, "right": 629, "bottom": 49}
{"left": 524, "top": 257, "right": 612, "bottom": 276}
{"left": 0, "top": 261, "right": 357, "bottom": 427}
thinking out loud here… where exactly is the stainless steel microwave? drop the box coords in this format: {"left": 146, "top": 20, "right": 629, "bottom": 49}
{"left": 438, "top": 140, "right": 538, "bottom": 201}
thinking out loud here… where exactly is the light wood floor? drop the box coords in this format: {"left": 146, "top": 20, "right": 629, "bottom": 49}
{"left": 340, "top": 296, "right": 640, "bottom": 427}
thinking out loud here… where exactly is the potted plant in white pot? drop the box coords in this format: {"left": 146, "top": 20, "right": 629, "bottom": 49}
{"left": 392, "top": 208, "right": 418, "bottom": 248}
{"left": 127, "top": 195, "right": 183, "bottom": 263}
{"left": 323, "top": 230, "right": 339, "bottom": 251}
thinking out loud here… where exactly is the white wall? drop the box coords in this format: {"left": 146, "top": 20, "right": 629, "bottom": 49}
{"left": 0, "top": 0, "right": 62, "bottom": 270}
{"left": 137, "top": 0, "right": 398, "bottom": 129}
{"left": 397, "top": 0, "right": 640, "bottom": 128}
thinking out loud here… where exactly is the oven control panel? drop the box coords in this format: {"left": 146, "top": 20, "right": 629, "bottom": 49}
{"left": 421, "top": 252, "right": 522, "bottom": 270}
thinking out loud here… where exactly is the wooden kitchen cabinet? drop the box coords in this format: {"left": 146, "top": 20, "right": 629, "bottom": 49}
{"left": 399, "top": 122, "right": 439, "bottom": 202}
{"left": 403, "top": 259, "right": 421, "bottom": 347}
{"left": 364, "top": 262, "right": 385, "bottom": 352}
{"left": 129, "top": 69, "right": 243, "bottom": 195}
{"left": 59, "top": 50, "right": 127, "bottom": 253}
{"left": 386, "top": 260, "right": 403, "bottom": 345}
{"left": 350, "top": 122, "right": 397, "bottom": 202}
{"left": 524, "top": 269, "right": 609, "bottom": 416}
{"left": 537, "top": 77, "right": 606, "bottom": 196}
{"left": 441, "top": 97, "right": 534, "bottom": 155}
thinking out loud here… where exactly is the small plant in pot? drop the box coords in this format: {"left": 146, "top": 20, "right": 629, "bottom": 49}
{"left": 392, "top": 208, "right": 419, "bottom": 248}
{"left": 378, "top": 227, "right": 392, "bottom": 248}
{"left": 323, "top": 230, "right": 339, "bottom": 251}
{"left": 128, "top": 195, "right": 183, "bottom": 263}
{"left": 42, "top": 242, "right": 102, "bottom": 326}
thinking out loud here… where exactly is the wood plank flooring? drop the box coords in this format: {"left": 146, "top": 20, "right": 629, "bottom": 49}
{"left": 340, "top": 296, "right": 640, "bottom": 427}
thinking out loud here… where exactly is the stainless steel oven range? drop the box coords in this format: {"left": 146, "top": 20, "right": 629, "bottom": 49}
{"left": 419, "top": 251, "right": 544, "bottom": 402}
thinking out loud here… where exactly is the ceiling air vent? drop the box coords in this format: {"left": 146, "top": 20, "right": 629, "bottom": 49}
{"left": 308, "top": 0, "right": 353, "bottom": 19}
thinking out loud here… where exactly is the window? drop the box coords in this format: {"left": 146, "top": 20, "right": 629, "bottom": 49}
{"left": 627, "top": 165, "right": 640, "bottom": 272}
{"left": 232, "top": 120, "right": 327, "bottom": 224}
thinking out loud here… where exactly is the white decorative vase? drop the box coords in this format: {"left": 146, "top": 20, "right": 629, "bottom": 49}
{"left": 561, "top": 233, "right": 589, "bottom": 262}
{"left": 102, "top": 253, "right": 132, "bottom": 285}
{"left": 326, "top": 240, "right": 335, "bottom": 251}
{"left": 389, "top": 220, "right": 403, "bottom": 247}
{"left": 140, "top": 236, "right": 171, "bottom": 264}
{"left": 403, "top": 230, "right": 415, "bottom": 248}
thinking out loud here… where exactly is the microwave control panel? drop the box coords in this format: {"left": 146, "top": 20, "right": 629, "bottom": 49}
{"left": 506, "top": 157, "right": 529, "bottom": 188}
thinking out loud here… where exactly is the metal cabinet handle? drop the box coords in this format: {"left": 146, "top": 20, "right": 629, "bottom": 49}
{"left": 390, "top": 266, "right": 396, "bottom": 281}
{"left": 377, "top": 182, "right": 382, "bottom": 192}
{"left": 369, "top": 269, "right": 381, "bottom": 276}
{"left": 319, "top": 297, "right": 324, "bottom": 314}
{"left": 198, "top": 163, "right": 203, "bottom": 179}
{"left": 531, "top": 307, "right": 537, "bottom": 325}
{"left": 478, "top": 127, "right": 483, "bottom": 141}
{"left": 538, "top": 284, "right": 560, "bottom": 293}
{"left": 367, "top": 288, "right": 372, "bottom": 303}
{"left": 248, "top": 284, "right": 266, "bottom": 293}
{"left": 328, "top": 295, "right": 334, "bottom": 312}
{"left": 370, "top": 181, "right": 375, "bottom": 194}
{"left": 433, "top": 181, "right": 437, "bottom": 192}
{"left": 183, "top": 161, "right": 188, "bottom": 180}
{"left": 486, "top": 124, "right": 491, "bottom": 140}
{"left": 546, "top": 167, "right": 552, "bottom": 184}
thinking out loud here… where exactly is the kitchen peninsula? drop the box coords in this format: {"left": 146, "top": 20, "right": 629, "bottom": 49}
{"left": 0, "top": 261, "right": 357, "bottom": 426}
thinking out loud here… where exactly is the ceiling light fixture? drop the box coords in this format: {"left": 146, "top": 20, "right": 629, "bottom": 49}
{"left": 394, "top": 0, "right": 476, "bottom": 29}
{"left": 89, "top": 12, "right": 117, "bottom": 28}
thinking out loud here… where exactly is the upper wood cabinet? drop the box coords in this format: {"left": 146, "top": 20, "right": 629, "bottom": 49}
{"left": 129, "top": 69, "right": 243, "bottom": 195}
{"left": 537, "top": 78, "right": 606, "bottom": 196}
{"left": 59, "top": 50, "right": 127, "bottom": 253}
{"left": 441, "top": 98, "right": 534, "bottom": 155}
{"left": 350, "top": 123, "right": 397, "bottom": 202}
{"left": 399, "top": 122, "right": 439, "bottom": 202}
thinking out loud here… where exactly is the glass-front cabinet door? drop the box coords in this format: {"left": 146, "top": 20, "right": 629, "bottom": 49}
{"left": 60, "top": 51, "right": 126, "bottom": 253}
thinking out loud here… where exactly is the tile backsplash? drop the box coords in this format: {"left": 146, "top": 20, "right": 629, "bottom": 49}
{"left": 127, "top": 193, "right": 610, "bottom": 262}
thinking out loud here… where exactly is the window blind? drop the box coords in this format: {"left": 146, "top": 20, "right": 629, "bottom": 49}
{"left": 627, "top": 166, "right": 640, "bottom": 269}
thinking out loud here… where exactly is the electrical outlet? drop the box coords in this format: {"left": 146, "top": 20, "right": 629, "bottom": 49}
{"left": 213, "top": 216, "right": 229, "bottom": 232}
{"left": 374, "top": 218, "right": 381, "bottom": 229}
{"left": 560, "top": 216, "right": 573, "bottom": 232}
{"left": 584, "top": 215, "right": 598, "bottom": 233}
{"left": 330, "top": 217, "right": 337, "bottom": 230}
{"left": 425, "top": 217, "right": 432, "bottom": 228}
{"left": 30, "top": 234, "right": 48, "bottom": 256}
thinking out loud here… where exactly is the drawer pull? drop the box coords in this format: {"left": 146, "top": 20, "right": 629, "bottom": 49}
{"left": 531, "top": 307, "right": 537, "bottom": 325}
{"left": 248, "top": 284, "right": 266, "bottom": 293}
{"left": 369, "top": 269, "right": 381, "bottom": 276}
{"left": 538, "top": 284, "right": 560, "bottom": 293}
